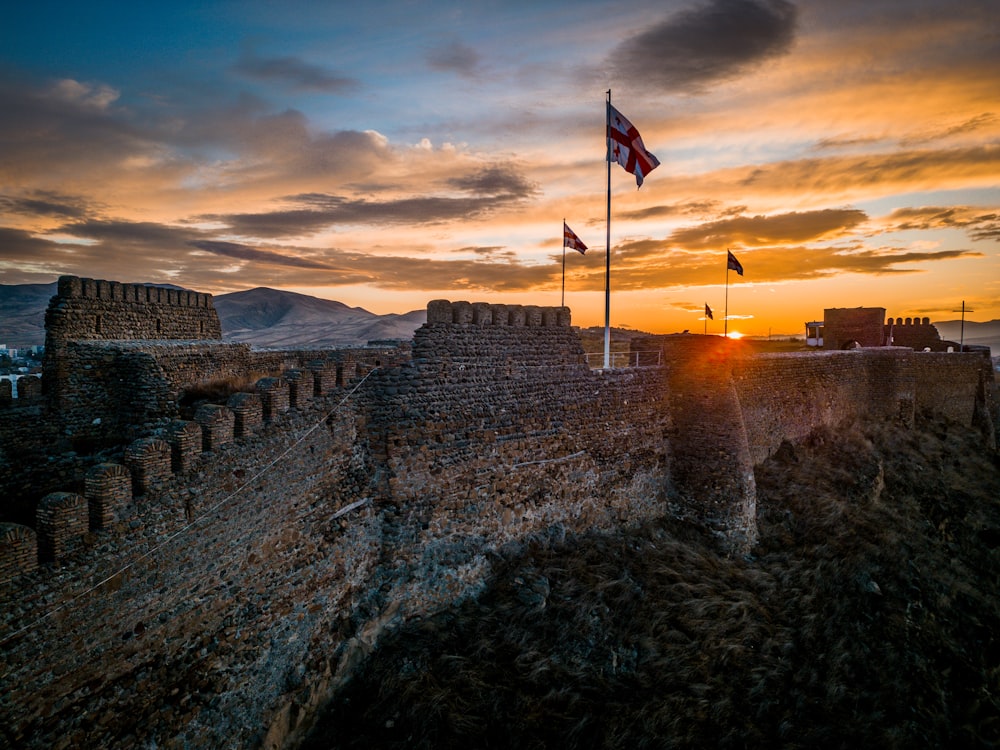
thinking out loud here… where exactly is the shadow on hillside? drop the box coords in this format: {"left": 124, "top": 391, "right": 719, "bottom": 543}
{"left": 301, "top": 414, "right": 1000, "bottom": 750}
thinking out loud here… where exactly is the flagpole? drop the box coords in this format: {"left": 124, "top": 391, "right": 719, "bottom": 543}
{"left": 604, "top": 90, "right": 612, "bottom": 369}
{"left": 724, "top": 250, "right": 730, "bottom": 339}
{"left": 561, "top": 219, "right": 566, "bottom": 308}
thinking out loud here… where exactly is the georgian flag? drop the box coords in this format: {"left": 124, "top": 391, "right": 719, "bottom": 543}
{"left": 607, "top": 104, "right": 660, "bottom": 188}
{"left": 727, "top": 250, "right": 744, "bottom": 276}
{"left": 563, "top": 222, "right": 588, "bottom": 254}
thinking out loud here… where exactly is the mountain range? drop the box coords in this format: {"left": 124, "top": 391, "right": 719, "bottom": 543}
{"left": 1, "top": 282, "right": 998, "bottom": 353}
{"left": 0, "top": 283, "right": 426, "bottom": 348}
{"left": 214, "top": 287, "right": 425, "bottom": 348}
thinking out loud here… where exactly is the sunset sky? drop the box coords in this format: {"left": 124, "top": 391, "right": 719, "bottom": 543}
{"left": 1, "top": 0, "right": 998, "bottom": 336}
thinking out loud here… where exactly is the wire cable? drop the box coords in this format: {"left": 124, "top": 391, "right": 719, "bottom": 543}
{"left": 0, "top": 368, "right": 378, "bottom": 652}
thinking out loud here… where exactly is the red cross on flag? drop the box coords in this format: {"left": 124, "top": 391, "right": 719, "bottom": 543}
{"left": 607, "top": 104, "right": 660, "bottom": 188}
{"left": 563, "top": 221, "right": 588, "bottom": 254}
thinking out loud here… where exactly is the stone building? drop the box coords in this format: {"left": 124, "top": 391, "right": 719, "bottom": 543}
{"left": 822, "top": 307, "right": 886, "bottom": 349}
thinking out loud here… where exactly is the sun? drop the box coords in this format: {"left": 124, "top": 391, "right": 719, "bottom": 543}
{"left": 726, "top": 331, "right": 744, "bottom": 339}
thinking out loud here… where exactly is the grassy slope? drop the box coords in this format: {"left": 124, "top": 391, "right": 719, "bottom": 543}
{"left": 302, "top": 414, "right": 1000, "bottom": 749}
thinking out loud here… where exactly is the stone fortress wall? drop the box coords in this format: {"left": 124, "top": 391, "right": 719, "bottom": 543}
{"left": 821, "top": 305, "right": 967, "bottom": 353}
{"left": 885, "top": 315, "right": 956, "bottom": 351}
{"left": 0, "top": 278, "right": 995, "bottom": 749}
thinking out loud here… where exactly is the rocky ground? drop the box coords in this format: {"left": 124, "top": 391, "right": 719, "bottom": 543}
{"left": 301, "top": 413, "right": 1000, "bottom": 749}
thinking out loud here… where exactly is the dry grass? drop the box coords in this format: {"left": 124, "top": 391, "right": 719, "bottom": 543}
{"left": 178, "top": 372, "right": 272, "bottom": 416}
{"left": 302, "top": 414, "right": 1000, "bottom": 749}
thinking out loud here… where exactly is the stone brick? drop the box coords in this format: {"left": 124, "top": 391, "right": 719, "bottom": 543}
{"left": 227, "top": 392, "right": 263, "bottom": 438}
{"left": 36, "top": 492, "right": 88, "bottom": 563}
{"left": 84, "top": 463, "right": 132, "bottom": 530}
{"left": 257, "top": 377, "right": 289, "bottom": 421}
{"left": 195, "top": 404, "right": 235, "bottom": 452}
{"left": 124, "top": 437, "right": 172, "bottom": 495}
{"left": 165, "top": 420, "right": 202, "bottom": 472}
{"left": 0, "top": 523, "right": 37, "bottom": 583}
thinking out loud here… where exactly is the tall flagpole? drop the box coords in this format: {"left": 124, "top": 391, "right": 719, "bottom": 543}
{"left": 561, "top": 219, "right": 566, "bottom": 308}
{"left": 604, "top": 90, "right": 612, "bottom": 369}
{"left": 724, "top": 249, "right": 730, "bottom": 339}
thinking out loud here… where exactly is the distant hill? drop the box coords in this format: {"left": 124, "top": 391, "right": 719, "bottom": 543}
{"left": 933, "top": 319, "right": 1000, "bottom": 353}
{"left": 0, "top": 282, "right": 57, "bottom": 346}
{"left": 0, "top": 282, "right": 425, "bottom": 348}
{"left": 214, "top": 287, "right": 425, "bottom": 348}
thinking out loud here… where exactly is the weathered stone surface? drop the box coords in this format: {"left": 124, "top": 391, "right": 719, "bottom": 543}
{"left": 124, "top": 437, "right": 172, "bottom": 495}
{"left": 0, "top": 524, "right": 37, "bottom": 583}
{"left": 0, "top": 290, "right": 993, "bottom": 750}
{"left": 36, "top": 492, "right": 88, "bottom": 563}
{"left": 84, "top": 463, "right": 131, "bottom": 530}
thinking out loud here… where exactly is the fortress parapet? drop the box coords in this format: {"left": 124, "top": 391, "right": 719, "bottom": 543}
{"left": 426, "top": 299, "right": 572, "bottom": 327}
{"left": 46, "top": 275, "right": 221, "bottom": 343}
{"left": 885, "top": 315, "right": 958, "bottom": 351}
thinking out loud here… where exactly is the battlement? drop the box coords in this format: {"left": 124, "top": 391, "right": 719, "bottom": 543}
{"left": 45, "top": 274, "right": 221, "bottom": 345}
{"left": 425, "top": 299, "right": 572, "bottom": 327}
{"left": 887, "top": 316, "right": 931, "bottom": 326}
{"left": 885, "top": 314, "right": 955, "bottom": 351}
{"left": 56, "top": 275, "right": 215, "bottom": 309}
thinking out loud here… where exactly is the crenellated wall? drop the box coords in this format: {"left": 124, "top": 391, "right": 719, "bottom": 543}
{"left": 0, "top": 290, "right": 994, "bottom": 750}
{"left": 44, "top": 275, "right": 220, "bottom": 344}
{"left": 884, "top": 315, "right": 962, "bottom": 352}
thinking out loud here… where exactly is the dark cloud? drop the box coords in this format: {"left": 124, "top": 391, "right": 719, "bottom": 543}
{"left": 0, "top": 70, "right": 388, "bottom": 196}
{"left": 884, "top": 206, "right": 1000, "bottom": 240}
{"left": 446, "top": 165, "right": 538, "bottom": 196}
{"left": 426, "top": 40, "right": 481, "bottom": 76}
{"left": 234, "top": 51, "right": 359, "bottom": 93}
{"left": 207, "top": 165, "right": 538, "bottom": 238}
{"left": 0, "top": 221, "right": 196, "bottom": 285}
{"left": 0, "top": 74, "right": 153, "bottom": 180}
{"left": 209, "top": 195, "right": 526, "bottom": 237}
{"left": 56, "top": 219, "right": 199, "bottom": 247}
{"left": 457, "top": 246, "right": 514, "bottom": 258}
{"left": 593, "top": 240, "right": 984, "bottom": 292}
{"left": 0, "top": 191, "right": 95, "bottom": 221}
{"left": 200, "top": 247, "right": 557, "bottom": 293}
{"left": 619, "top": 200, "right": 740, "bottom": 221}
{"left": 611, "top": 0, "right": 797, "bottom": 93}
{"left": 815, "top": 135, "right": 885, "bottom": 151}
{"left": 356, "top": 255, "right": 552, "bottom": 293}
{"left": 738, "top": 145, "right": 1000, "bottom": 194}
{"left": 902, "top": 113, "right": 998, "bottom": 146}
{"left": 0, "top": 226, "right": 63, "bottom": 260}
{"left": 666, "top": 209, "right": 868, "bottom": 249}
{"left": 189, "top": 240, "right": 340, "bottom": 270}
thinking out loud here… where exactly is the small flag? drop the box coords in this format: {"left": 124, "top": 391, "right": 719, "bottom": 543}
{"left": 563, "top": 222, "right": 588, "bottom": 254}
{"left": 705, "top": 304, "right": 713, "bottom": 320}
{"left": 727, "top": 250, "right": 744, "bottom": 276}
{"left": 607, "top": 104, "right": 660, "bottom": 188}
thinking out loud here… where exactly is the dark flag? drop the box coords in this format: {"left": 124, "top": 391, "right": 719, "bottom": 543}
{"left": 727, "top": 250, "right": 744, "bottom": 276}
{"left": 705, "top": 303, "right": 713, "bottom": 320}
